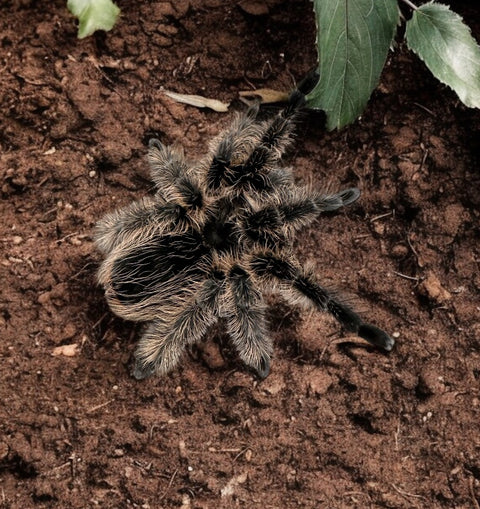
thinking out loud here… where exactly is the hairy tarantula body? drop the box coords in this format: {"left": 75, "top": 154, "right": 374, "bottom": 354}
{"left": 95, "top": 90, "right": 394, "bottom": 379}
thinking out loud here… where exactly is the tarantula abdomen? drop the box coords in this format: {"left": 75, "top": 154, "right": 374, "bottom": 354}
{"left": 95, "top": 86, "right": 394, "bottom": 379}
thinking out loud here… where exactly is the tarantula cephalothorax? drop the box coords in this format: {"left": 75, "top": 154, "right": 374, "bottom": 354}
{"left": 95, "top": 89, "right": 394, "bottom": 380}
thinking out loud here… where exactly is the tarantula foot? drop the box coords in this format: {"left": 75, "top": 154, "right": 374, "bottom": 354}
{"left": 131, "top": 359, "right": 156, "bottom": 380}
{"left": 148, "top": 138, "right": 163, "bottom": 150}
{"left": 296, "top": 69, "right": 320, "bottom": 95}
{"left": 358, "top": 323, "right": 395, "bottom": 352}
{"left": 250, "top": 355, "right": 271, "bottom": 379}
{"left": 287, "top": 90, "right": 307, "bottom": 111}
{"left": 338, "top": 187, "right": 360, "bottom": 206}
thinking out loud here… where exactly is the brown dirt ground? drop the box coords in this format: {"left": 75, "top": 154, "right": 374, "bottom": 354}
{"left": 1, "top": 1, "right": 480, "bottom": 508}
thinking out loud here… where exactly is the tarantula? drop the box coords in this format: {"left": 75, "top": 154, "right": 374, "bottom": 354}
{"left": 95, "top": 88, "right": 394, "bottom": 380}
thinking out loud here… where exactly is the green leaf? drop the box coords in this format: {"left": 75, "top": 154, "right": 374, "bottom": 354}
{"left": 67, "top": 0, "right": 120, "bottom": 39}
{"left": 307, "top": 0, "right": 399, "bottom": 130}
{"left": 405, "top": 2, "right": 480, "bottom": 108}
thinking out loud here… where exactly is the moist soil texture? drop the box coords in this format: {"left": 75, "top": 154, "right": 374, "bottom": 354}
{"left": 1, "top": 1, "right": 480, "bottom": 508}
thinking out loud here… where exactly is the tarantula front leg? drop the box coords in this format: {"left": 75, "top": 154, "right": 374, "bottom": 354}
{"left": 148, "top": 139, "right": 204, "bottom": 212}
{"left": 250, "top": 252, "right": 394, "bottom": 351}
{"left": 206, "top": 104, "right": 261, "bottom": 191}
{"left": 225, "top": 266, "right": 273, "bottom": 378}
{"left": 220, "top": 93, "right": 307, "bottom": 192}
{"left": 147, "top": 139, "right": 187, "bottom": 194}
{"left": 132, "top": 273, "right": 225, "bottom": 379}
{"left": 96, "top": 141, "right": 206, "bottom": 256}
{"left": 206, "top": 85, "right": 308, "bottom": 192}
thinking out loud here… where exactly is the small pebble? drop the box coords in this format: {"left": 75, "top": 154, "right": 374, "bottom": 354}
{"left": 12, "top": 236, "right": 23, "bottom": 245}
{"left": 373, "top": 222, "right": 385, "bottom": 235}
{"left": 179, "top": 440, "right": 188, "bottom": 459}
{"left": 199, "top": 340, "right": 226, "bottom": 369}
{"left": 419, "top": 271, "right": 452, "bottom": 303}
{"left": 391, "top": 244, "right": 408, "bottom": 258}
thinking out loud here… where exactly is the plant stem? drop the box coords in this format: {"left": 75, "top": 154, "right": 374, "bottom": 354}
{"left": 400, "top": 0, "right": 418, "bottom": 10}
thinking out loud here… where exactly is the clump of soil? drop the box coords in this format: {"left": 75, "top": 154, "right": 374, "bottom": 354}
{"left": 1, "top": 1, "right": 479, "bottom": 507}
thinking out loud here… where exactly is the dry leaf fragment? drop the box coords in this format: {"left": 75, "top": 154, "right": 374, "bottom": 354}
{"left": 163, "top": 90, "right": 230, "bottom": 112}
{"left": 239, "top": 88, "right": 289, "bottom": 104}
{"left": 52, "top": 343, "right": 79, "bottom": 357}
{"left": 220, "top": 472, "right": 248, "bottom": 497}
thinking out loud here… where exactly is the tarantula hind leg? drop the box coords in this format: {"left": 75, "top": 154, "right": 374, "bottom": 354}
{"left": 250, "top": 253, "right": 395, "bottom": 352}
{"left": 131, "top": 319, "right": 183, "bottom": 380}
{"left": 132, "top": 275, "right": 225, "bottom": 379}
{"left": 226, "top": 266, "right": 273, "bottom": 378}
{"left": 132, "top": 310, "right": 216, "bottom": 379}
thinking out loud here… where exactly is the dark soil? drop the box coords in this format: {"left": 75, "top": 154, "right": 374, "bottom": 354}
{"left": 1, "top": 1, "right": 479, "bottom": 507}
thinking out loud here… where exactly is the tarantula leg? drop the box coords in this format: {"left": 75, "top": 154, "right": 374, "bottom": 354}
{"left": 147, "top": 139, "right": 189, "bottom": 195}
{"left": 250, "top": 252, "right": 395, "bottom": 352}
{"left": 132, "top": 319, "right": 173, "bottom": 380}
{"left": 230, "top": 95, "right": 305, "bottom": 183}
{"left": 148, "top": 139, "right": 206, "bottom": 212}
{"left": 132, "top": 274, "right": 225, "bottom": 379}
{"left": 211, "top": 88, "right": 308, "bottom": 192}
{"left": 226, "top": 266, "right": 273, "bottom": 378}
{"left": 295, "top": 68, "right": 320, "bottom": 96}
{"left": 132, "top": 304, "right": 215, "bottom": 379}
{"left": 206, "top": 105, "right": 260, "bottom": 190}
{"left": 95, "top": 197, "right": 163, "bottom": 255}
{"left": 241, "top": 187, "right": 360, "bottom": 247}
{"left": 242, "top": 206, "right": 284, "bottom": 249}
{"left": 251, "top": 80, "right": 310, "bottom": 159}
{"left": 314, "top": 187, "right": 360, "bottom": 212}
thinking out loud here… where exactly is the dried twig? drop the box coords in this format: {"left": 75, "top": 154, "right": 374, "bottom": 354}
{"left": 469, "top": 476, "right": 480, "bottom": 509}
{"left": 86, "top": 399, "right": 115, "bottom": 414}
{"left": 391, "top": 483, "right": 427, "bottom": 501}
{"left": 413, "top": 102, "right": 435, "bottom": 116}
{"left": 158, "top": 469, "right": 178, "bottom": 502}
{"left": 370, "top": 210, "right": 394, "bottom": 222}
{"left": 392, "top": 270, "right": 420, "bottom": 282}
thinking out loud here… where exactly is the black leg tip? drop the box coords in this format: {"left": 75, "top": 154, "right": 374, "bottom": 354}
{"left": 131, "top": 360, "right": 155, "bottom": 380}
{"left": 358, "top": 323, "right": 395, "bottom": 352}
{"left": 286, "top": 90, "right": 307, "bottom": 112}
{"left": 339, "top": 187, "right": 361, "bottom": 207}
{"left": 296, "top": 69, "right": 320, "bottom": 95}
{"left": 148, "top": 138, "right": 163, "bottom": 150}
{"left": 252, "top": 355, "right": 270, "bottom": 379}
